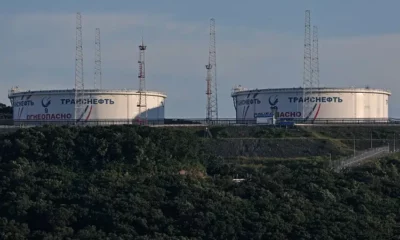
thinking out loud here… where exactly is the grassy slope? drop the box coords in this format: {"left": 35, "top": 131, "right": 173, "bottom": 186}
{"left": 190, "top": 125, "right": 400, "bottom": 162}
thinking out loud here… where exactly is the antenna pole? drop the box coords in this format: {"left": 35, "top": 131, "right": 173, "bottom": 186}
{"left": 302, "top": 10, "right": 313, "bottom": 121}
{"left": 74, "top": 12, "right": 85, "bottom": 123}
{"left": 205, "top": 18, "right": 218, "bottom": 121}
{"left": 94, "top": 28, "right": 102, "bottom": 89}
{"left": 137, "top": 37, "right": 148, "bottom": 123}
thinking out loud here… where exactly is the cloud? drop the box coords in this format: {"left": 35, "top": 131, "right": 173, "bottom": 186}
{"left": 2, "top": 12, "right": 400, "bottom": 117}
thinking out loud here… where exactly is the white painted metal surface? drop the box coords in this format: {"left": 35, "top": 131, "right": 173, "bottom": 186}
{"left": 232, "top": 87, "right": 391, "bottom": 120}
{"left": 8, "top": 88, "right": 166, "bottom": 122}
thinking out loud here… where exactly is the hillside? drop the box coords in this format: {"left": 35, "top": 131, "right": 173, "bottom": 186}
{"left": 0, "top": 125, "right": 400, "bottom": 239}
{"left": 192, "top": 125, "right": 398, "bottom": 160}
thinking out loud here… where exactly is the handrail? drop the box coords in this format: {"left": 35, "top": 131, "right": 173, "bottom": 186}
{"left": 330, "top": 146, "right": 391, "bottom": 172}
{"left": 2, "top": 117, "right": 400, "bottom": 126}
{"left": 8, "top": 88, "right": 167, "bottom": 96}
{"left": 231, "top": 87, "right": 391, "bottom": 95}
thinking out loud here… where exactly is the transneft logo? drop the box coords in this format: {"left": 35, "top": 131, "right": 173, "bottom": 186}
{"left": 60, "top": 99, "right": 115, "bottom": 104}
{"left": 288, "top": 96, "right": 343, "bottom": 103}
{"left": 41, "top": 97, "right": 51, "bottom": 108}
{"left": 13, "top": 100, "right": 34, "bottom": 107}
{"left": 268, "top": 95, "right": 279, "bottom": 106}
{"left": 27, "top": 113, "right": 72, "bottom": 120}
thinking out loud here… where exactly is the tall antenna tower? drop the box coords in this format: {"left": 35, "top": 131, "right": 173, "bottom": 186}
{"left": 74, "top": 12, "right": 85, "bottom": 122}
{"left": 205, "top": 18, "right": 218, "bottom": 120}
{"left": 302, "top": 10, "right": 313, "bottom": 120}
{"left": 137, "top": 37, "right": 147, "bottom": 122}
{"left": 312, "top": 25, "right": 320, "bottom": 90}
{"left": 94, "top": 28, "right": 102, "bottom": 89}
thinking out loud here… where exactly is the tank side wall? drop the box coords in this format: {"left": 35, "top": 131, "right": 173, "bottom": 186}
{"left": 233, "top": 90, "right": 390, "bottom": 120}
{"left": 10, "top": 91, "right": 166, "bottom": 122}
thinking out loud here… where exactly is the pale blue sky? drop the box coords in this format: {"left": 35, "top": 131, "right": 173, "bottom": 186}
{"left": 2, "top": 0, "right": 400, "bottom": 118}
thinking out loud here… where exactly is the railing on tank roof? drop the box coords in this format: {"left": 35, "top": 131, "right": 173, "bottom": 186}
{"left": 8, "top": 88, "right": 167, "bottom": 96}
{"left": 231, "top": 87, "right": 391, "bottom": 94}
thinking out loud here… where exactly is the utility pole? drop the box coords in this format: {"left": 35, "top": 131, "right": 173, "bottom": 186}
{"left": 394, "top": 133, "right": 396, "bottom": 152}
{"left": 370, "top": 132, "right": 373, "bottom": 148}
{"left": 328, "top": 153, "right": 332, "bottom": 168}
{"left": 353, "top": 137, "right": 356, "bottom": 157}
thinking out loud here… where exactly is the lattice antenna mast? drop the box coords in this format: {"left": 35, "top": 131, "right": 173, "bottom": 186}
{"left": 94, "top": 28, "right": 102, "bottom": 89}
{"left": 302, "top": 10, "right": 313, "bottom": 119}
{"left": 206, "top": 58, "right": 212, "bottom": 119}
{"left": 312, "top": 25, "right": 320, "bottom": 91}
{"left": 205, "top": 20, "right": 214, "bottom": 120}
{"left": 205, "top": 18, "right": 218, "bottom": 120}
{"left": 137, "top": 37, "right": 148, "bottom": 121}
{"left": 74, "top": 12, "right": 85, "bottom": 122}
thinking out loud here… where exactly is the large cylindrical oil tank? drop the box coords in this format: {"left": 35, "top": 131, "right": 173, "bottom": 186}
{"left": 231, "top": 87, "right": 391, "bottom": 120}
{"left": 8, "top": 88, "right": 167, "bottom": 124}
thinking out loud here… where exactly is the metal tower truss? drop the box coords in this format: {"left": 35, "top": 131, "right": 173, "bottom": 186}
{"left": 302, "top": 10, "right": 314, "bottom": 121}
{"left": 312, "top": 25, "right": 320, "bottom": 91}
{"left": 94, "top": 28, "right": 102, "bottom": 89}
{"left": 74, "top": 12, "right": 86, "bottom": 123}
{"left": 205, "top": 18, "right": 218, "bottom": 120}
{"left": 137, "top": 38, "right": 148, "bottom": 123}
{"left": 206, "top": 63, "right": 212, "bottom": 119}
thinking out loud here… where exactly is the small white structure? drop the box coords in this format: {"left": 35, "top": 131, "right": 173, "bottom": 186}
{"left": 255, "top": 113, "right": 275, "bottom": 125}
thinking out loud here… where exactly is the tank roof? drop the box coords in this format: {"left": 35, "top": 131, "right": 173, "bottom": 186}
{"left": 231, "top": 87, "right": 391, "bottom": 96}
{"left": 8, "top": 88, "right": 167, "bottom": 98}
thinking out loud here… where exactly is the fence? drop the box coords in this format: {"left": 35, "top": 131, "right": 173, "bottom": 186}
{"left": 330, "top": 146, "right": 391, "bottom": 172}
{"left": 2, "top": 117, "right": 400, "bottom": 127}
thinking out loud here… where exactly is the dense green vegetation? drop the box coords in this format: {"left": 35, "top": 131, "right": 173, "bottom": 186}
{"left": 0, "top": 125, "right": 400, "bottom": 239}
{"left": 0, "top": 103, "right": 12, "bottom": 119}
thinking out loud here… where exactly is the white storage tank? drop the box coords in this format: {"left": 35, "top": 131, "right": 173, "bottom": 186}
{"left": 231, "top": 87, "right": 391, "bottom": 121}
{"left": 8, "top": 88, "right": 166, "bottom": 124}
